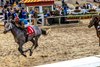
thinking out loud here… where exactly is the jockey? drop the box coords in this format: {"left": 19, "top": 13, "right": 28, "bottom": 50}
{"left": 19, "top": 18, "right": 29, "bottom": 28}
{"left": 14, "top": 17, "right": 29, "bottom": 28}
{"left": 15, "top": 8, "right": 29, "bottom": 28}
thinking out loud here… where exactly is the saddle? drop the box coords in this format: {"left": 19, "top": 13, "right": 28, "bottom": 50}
{"left": 23, "top": 26, "right": 35, "bottom": 42}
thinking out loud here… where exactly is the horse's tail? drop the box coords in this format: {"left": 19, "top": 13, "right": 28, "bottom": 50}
{"left": 41, "top": 29, "right": 47, "bottom": 35}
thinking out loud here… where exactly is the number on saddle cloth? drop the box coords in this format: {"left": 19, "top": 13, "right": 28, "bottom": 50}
{"left": 27, "top": 26, "right": 35, "bottom": 36}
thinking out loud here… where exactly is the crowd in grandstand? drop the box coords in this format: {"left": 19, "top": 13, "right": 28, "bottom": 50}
{"left": 0, "top": 0, "right": 100, "bottom": 25}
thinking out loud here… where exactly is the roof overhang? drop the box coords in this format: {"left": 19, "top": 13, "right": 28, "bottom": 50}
{"left": 20, "top": 0, "right": 54, "bottom": 6}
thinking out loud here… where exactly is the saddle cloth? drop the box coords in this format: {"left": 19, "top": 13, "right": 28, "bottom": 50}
{"left": 27, "top": 25, "right": 41, "bottom": 36}
{"left": 27, "top": 26, "right": 35, "bottom": 36}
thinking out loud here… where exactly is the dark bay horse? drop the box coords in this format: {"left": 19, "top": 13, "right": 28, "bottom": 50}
{"left": 88, "top": 15, "right": 100, "bottom": 46}
{"left": 3, "top": 21, "right": 46, "bottom": 57}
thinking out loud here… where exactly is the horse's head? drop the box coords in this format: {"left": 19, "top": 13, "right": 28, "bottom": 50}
{"left": 88, "top": 15, "right": 100, "bottom": 28}
{"left": 88, "top": 16, "right": 97, "bottom": 28}
{"left": 3, "top": 21, "right": 13, "bottom": 34}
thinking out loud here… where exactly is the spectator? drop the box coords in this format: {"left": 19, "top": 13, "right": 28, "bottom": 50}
{"left": 53, "top": 4, "right": 56, "bottom": 10}
{"left": 33, "top": 8, "right": 39, "bottom": 25}
{"left": 46, "top": 11, "right": 55, "bottom": 25}
{"left": 44, "top": 9, "right": 50, "bottom": 26}
{"left": 63, "top": 3, "right": 69, "bottom": 15}
{"left": 83, "top": 4, "right": 87, "bottom": 9}
{"left": 22, "top": 8, "right": 27, "bottom": 19}
{"left": 29, "top": 8, "right": 34, "bottom": 15}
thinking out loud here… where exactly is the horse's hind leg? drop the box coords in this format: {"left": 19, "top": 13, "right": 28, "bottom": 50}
{"left": 18, "top": 44, "right": 27, "bottom": 57}
{"left": 29, "top": 36, "right": 40, "bottom": 56}
{"left": 34, "top": 36, "right": 40, "bottom": 49}
{"left": 29, "top": 39, "right": 35, "bottom": 56}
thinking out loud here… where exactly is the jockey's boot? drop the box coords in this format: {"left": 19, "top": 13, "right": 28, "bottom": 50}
{"left": 24, "top": 28, "right": 28, "bottom": 42}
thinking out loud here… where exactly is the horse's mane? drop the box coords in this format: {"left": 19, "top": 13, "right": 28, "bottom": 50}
{"left": 11, "top": 21, "right": 24, "bottom": 31}
{"left": 93, "top": 15, "right": 100, "bottom": 19}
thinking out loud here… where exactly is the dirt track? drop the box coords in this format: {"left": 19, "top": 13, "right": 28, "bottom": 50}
{"left": 0, "top": 19, "right": 100, "bottom": 67}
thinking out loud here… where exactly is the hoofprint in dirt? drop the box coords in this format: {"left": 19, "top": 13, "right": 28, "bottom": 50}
{"left": 0, "top": 23, "right": 100, "bottom": 67}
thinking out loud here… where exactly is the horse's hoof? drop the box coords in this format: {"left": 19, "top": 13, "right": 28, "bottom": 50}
{"left": 22, "top": 54, "right": 27, "bottom": 57}
{"left": 23, "top": 55, "right": 27, "bottom": 57}
{"left": 30, "top": 52, "right": 33, "bottom": 56}
{"left": 29, "top": 49, "right": 33, "bottom": 56}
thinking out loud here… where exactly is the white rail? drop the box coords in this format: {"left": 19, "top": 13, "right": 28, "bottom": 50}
{"left": 35, "top": 56, "right": 100, "bottom": 67}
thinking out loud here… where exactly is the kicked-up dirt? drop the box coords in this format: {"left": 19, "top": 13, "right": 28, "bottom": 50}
{"left": 0, "top": 19, "right": 100, "bottom": 67}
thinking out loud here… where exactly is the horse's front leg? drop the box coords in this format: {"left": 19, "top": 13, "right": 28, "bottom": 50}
{"left": 34, "top": 35, "right": 40, "bottom": 49}
{"left": 18, "top": 44, "right": 27, "bottom": 57}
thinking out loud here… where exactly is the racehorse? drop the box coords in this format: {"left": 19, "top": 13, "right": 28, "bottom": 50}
{"left": 3, "top": 20, "right": 47, "bottom": 57}
{"left": 88, "top": 15, "right": 100, "bottom": 46}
